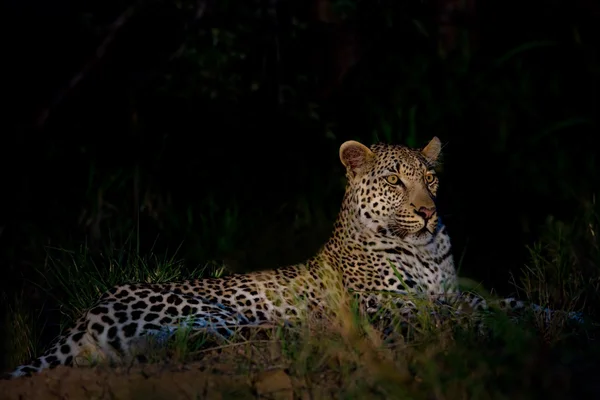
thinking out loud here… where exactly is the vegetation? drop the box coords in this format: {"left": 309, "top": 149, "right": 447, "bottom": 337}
{"left": 4, "top": 217, "right": 599, "bottom": 397}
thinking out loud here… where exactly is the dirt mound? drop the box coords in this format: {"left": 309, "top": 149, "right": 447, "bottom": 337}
{"left": 0, "top": 362, "right": 298, "bottom": 400}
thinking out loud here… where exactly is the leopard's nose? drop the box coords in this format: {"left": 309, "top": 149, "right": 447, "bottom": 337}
{"left": 416, "top": 206, "right": 436, "bottom": 220}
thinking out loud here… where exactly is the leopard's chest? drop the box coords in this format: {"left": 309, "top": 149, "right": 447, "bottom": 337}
{"left": 358, "top": 242, "right": 456, "bottom": 295}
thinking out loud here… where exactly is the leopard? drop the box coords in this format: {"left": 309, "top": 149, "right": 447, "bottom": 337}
{"left": 5, "top": 137, "right": 580, "bottom": 379}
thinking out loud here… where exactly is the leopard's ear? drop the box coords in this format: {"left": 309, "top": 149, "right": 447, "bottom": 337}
{"left": 339, "top": 140, "right": 375, "bottom": 177}
{"left": 421, "top": 137, "right": 442, "bottom": 162}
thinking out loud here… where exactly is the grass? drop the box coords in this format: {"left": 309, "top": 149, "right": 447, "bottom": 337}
{"left": 2, "top": 206, "right": 599, "bottom": 399}
{"left": 2, "top": 291, "right": 46, "bottom": 371}
{"left": 34, "top": 240, "right": 228, "bottom": 330}
{"left": 90, "top": 291, "right": 595, "bottom": 399}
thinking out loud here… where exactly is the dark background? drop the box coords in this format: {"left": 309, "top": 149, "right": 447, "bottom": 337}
{"left": 1, "top": 0, "right": 599, "bottom": 370}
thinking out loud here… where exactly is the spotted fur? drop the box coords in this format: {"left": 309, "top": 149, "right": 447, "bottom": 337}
{"left": 6, "top": 138, "right": 578, "bottom": 379}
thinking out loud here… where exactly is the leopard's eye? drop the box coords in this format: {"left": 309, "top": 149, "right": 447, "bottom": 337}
{"left": 386, "top": 175, "right": 400, "bottom": 185}
{"left": 425, "top": 173, "right": 436, "bottom": 184}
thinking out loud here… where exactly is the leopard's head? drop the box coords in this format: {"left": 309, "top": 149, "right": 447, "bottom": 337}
{"left": 339, "top": 137, "right": 442, "bottom": 243}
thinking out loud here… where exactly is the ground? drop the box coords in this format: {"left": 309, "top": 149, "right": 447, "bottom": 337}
{"left": 0, "top": 328, "right": 380, "bottom": 400}
{"left": 2, "top": 318, "right": 599, "bottom": 400}
{"left": 0, "top": 357, "right": 296, "bottom": 400}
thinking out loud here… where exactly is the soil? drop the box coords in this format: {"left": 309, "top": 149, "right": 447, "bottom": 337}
{"left": 0, "top": 362, "right": 301, "bottom": 400}
{"left": 0, "top": 341, "right": 330, "bottom": 400}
